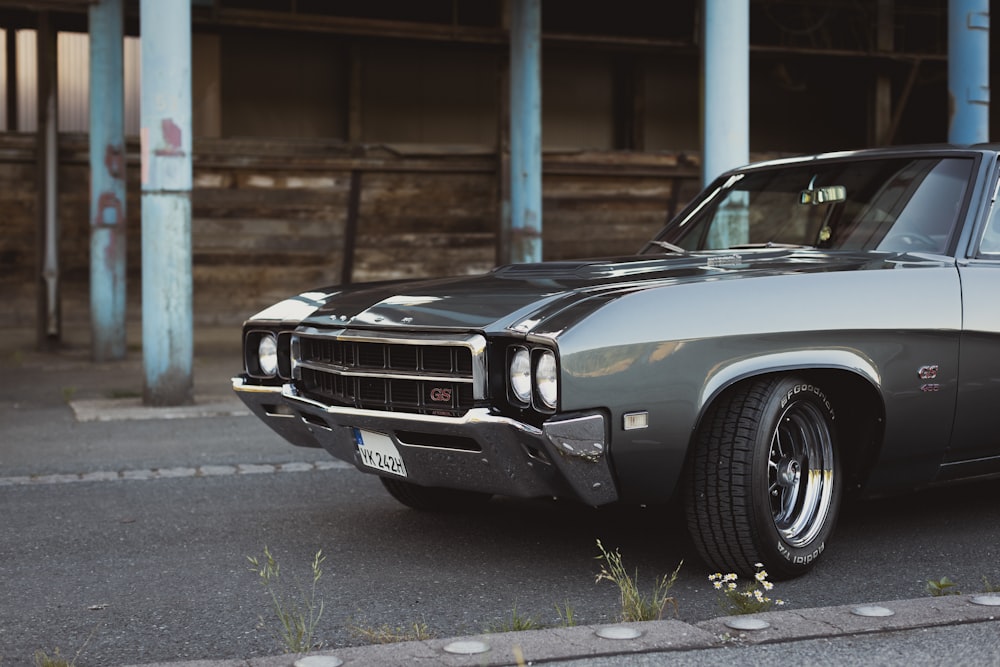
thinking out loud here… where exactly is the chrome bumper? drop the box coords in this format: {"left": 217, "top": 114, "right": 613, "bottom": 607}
{"left": 232, "top": 375, "right": 618, "bottom": 506}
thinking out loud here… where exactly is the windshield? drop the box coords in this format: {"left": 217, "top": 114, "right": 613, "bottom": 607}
{"left": 645, "top": 156, "right": 974, "bottom": 254}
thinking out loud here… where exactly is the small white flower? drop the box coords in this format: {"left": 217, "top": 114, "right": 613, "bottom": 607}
{"left": 713, "top": 581, "right": 723, "bottom": 590}
{"left": 763, "top": 581, "right": 774, "bottom": 591}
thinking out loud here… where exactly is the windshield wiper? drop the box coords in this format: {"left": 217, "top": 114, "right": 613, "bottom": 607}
{"left": 727, "top": 242, "right": 814, "bottom": 250}
{"left": 649, "top": 240, "right": 690, "bottom": 255}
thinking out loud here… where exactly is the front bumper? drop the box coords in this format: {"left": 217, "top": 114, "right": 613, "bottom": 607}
{"left": 233, "top": 375, "right": 618, "bottom": 506}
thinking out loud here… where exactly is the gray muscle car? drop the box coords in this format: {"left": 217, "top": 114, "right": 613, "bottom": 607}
{"left": 234, "top": 145, "right": 1000, "bottom": 579}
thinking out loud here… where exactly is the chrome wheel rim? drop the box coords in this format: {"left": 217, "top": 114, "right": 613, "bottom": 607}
{"left": 768, "top": 400, "right": 835, "bottom": 548}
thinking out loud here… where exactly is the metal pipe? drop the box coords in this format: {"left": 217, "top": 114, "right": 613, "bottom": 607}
{"left": 509, "top": 0, "right": 542, "bottom": 264}
{"left": 89, "top": 0, "right": 127, "bottom": 362}
{"left": 140, "top": 0, "right": 193, "bottom": 406}
{"left": 36, "top": 12, "right": 60, "bottom": 349}
{"left": 5, "top": 27, "right": 16, "bottom": 131}
{"left": 702, "top": 0, "right": 749, "bottom": 185}
{"left": 948, "top": 0, "right": 989, "bottom": 144}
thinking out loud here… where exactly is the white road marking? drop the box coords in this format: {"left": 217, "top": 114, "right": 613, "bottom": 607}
{"left": 0, "top": 460, "right": 352, "bottom": 487}
{"left": 70, "top": 396, "right": 250, "bottom": 422}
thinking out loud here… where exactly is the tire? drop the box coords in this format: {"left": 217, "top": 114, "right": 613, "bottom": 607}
{"left": 683, "top": 375, "right": 841, "bottom": 579}
{"left": 379, "top": 476, "right": 492, "bottom": 512}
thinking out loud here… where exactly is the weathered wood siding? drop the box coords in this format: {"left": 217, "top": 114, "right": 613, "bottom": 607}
{"left": 0, "top": 134, "right": 701, "bottom": 327}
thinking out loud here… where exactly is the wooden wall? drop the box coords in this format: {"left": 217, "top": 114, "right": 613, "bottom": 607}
{"left": 0, "top": 134, "right": 700, "bottom": 328}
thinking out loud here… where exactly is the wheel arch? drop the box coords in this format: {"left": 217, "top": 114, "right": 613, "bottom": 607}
{"left": 695, "top": 351, "right": 886, "bottom": 494}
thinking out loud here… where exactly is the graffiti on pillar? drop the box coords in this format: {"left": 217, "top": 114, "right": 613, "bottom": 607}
{"left": 154, "top": 118, "right": 185, "bottom": 157}
{"left": 94, "top": 191, "right": 124, "bottom": 228}
{"left": 105, "top": 143, "right": 125, "bottom": 180}
{"left": 95, "top": 142, "right": 125, "bottom": 229}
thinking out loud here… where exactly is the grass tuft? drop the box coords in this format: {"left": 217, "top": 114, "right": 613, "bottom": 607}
{"left": 247, "top": 546, "right": 326, "bottom": 654}
{"left": 348, "top": 621, "right": 434, "bottom": 644}
{"left": 594, "top": 539, "right": 681, "bottom": 622}
{"left": 487, "top": 604, "right": 542, "bottom": 633}
{"left": 926, "top": 576, "right": 961, "bottom": 597}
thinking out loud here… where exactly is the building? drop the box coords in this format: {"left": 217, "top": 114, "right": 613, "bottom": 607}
{"left": 0, "top": 0, "right": 988, "bottom": 331}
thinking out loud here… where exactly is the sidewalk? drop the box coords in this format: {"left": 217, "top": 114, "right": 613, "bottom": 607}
{"left": 126, "top": 595, "right": 1000, "bottom": 667}
{"left": 5, "top": 323, "right": 1000, "bottom": 666}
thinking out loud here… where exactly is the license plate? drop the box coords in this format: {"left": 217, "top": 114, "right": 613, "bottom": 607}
{"left": 354, "top": 429, "right": 407, "bottom": 477}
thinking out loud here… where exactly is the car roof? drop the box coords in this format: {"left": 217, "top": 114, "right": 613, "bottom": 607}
{"left": 738, "top": 144, "right": 998, "bottom": 174}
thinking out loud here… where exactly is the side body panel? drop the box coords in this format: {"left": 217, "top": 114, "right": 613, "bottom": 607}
{"left": 950, "top": 265, "right": 1000, "bottom": 469}
{"left": 552, "top": 263, "right": 962, "bottom": 502}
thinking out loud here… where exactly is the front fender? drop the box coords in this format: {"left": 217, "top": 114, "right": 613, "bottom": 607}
{"left": 699, "top": 348, "right": 882, "bottom": 416}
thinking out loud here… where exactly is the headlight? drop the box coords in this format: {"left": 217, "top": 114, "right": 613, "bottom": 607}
{"left": 258, "top": 334, "right": 278, "bottom": 377}
{"left": 509, "top": 347, "right": 532, "bottom": 404}
{"left": 535, "top": 350, "right": 558, "bottom": 409}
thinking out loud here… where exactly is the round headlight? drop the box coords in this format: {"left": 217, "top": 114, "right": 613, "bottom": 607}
{"left": 258, "top": 334, "right": 278, "bottom": 377}
{"left": 509, "top": 347, "right": 532, "bottom": 404}
{"left": 535, "top": 350, "right": 558, "bottom": 409}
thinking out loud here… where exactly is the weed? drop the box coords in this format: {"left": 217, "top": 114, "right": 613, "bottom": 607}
{"left": 488, "top": 604, "right": 542, "bottom": 633}
{"left": 982, "top": 576, "right": 1000, "bottom": 593}
{"left": 32, "top": 629, "right": 94, "bottom": 667}
{"left": 247, "top": 546, "right": 326, "bottom": 654}
{"left": 348, "top": 621, "right": 434, "bottom": 644}
{"left": 594, "top": 539, "right": 681, "bottom": 622}
{"left": 926, "top": 576, "right": 960, "bottom": 596}
{"left": 33, "top": 649, "right": 72, "bottom": 667}
{"left": 107, "top": 389, "right": 141, "bottom": 399}
{"left": 554, "top": 602, "right": 577, "bottom": 627}
{"left": 61, "top": 387, "right": 76, "bottom": 403}
{"left": 710, "top": 565, "right": 785, "bottom": 615}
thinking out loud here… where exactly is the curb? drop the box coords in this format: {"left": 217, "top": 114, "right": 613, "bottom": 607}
{"left": 125, "top": 594, "right": 1000, "bottom": 667}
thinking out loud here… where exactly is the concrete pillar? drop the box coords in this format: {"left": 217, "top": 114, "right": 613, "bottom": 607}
{"left": 948, "top": 0, "right": 989, "bottom": 144}
{"left": 702, "top": 0, "right": 749, "bottom": 185}
{"left": 509, "top": 0, "right": 542, "bottom": 263}
{"left": 89, "top": 0, "right": 127, "bottom": 362}
{"left": 140, "top": 0, "right": 193, "bottom": 406}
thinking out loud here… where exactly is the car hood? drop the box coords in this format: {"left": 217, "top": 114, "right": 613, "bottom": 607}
{"left": 289, "top": 249, "right": 930, "bottom": 335}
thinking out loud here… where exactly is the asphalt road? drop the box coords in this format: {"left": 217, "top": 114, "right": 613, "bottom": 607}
{"left": 4, "top": 445, "right": 1000, "bottom": 665}
{"left": 3, "top": 330, "right": 1000, "bottom": 665}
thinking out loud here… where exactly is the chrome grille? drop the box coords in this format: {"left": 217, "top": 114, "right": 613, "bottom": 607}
{"left": 293, "top": 331, "right": 485, "bottom": 417}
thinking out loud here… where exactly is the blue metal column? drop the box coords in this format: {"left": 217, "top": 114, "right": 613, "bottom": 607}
{"left": 509, "top": 0, "right": 542, "bottom": 263}
{"left": 89, "top": 0, "right": 126, "bottom": 362}
{"left": 702, "top": 0, "right": 749, "bottom": 185}
{"left": 140, "top": 0, "right": 193, "bottom": 406}
{"left": 948, "top": 0, "right": 989, "bottom": 144}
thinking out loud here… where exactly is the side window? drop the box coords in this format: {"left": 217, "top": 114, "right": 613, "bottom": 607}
{"left": 979, "top": 184, "right": 1000, "bottom": 256}
{"left": 873, "top": 158, "right": 971, "bottom": 254}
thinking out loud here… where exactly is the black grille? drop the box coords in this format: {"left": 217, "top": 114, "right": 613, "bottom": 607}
{"left": 299, "top": 337, "right": 472, "bottom": 375}
{"left": 296, "top": 335, "right": 477, "bottom": 416}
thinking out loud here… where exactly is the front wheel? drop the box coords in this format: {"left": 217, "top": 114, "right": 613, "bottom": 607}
{"left": 380, "top": 476, "right": 492, "bottom": 512}
{"left": 684, "top": 376, "right": 841, "bottom": 579}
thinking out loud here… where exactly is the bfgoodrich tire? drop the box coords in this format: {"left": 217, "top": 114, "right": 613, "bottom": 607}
{"left": 684, "top": 376, "right": 841, "bottom": 579}
{"left": 380, "top": 476, "right": 492, "bottom": 512}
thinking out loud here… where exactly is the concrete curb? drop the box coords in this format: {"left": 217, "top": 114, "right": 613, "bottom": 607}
{"left": 125, "top": 594, "right": 1000, "bottom": 667}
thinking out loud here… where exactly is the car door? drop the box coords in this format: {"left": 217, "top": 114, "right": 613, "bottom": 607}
{"left": 949, "top": 171, "right": 1000, "bottom": 474}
